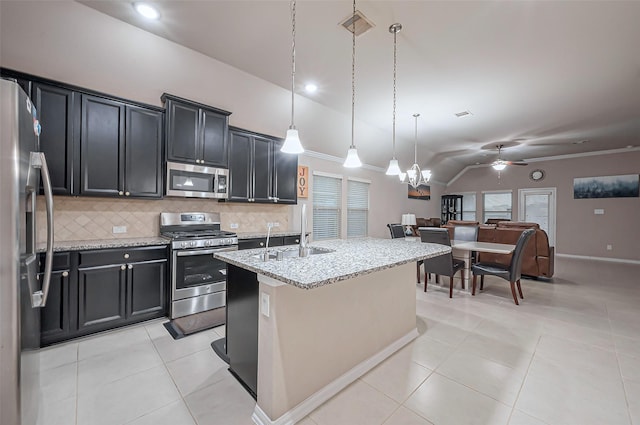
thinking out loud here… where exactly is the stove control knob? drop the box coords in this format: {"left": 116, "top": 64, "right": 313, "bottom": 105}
{"left": 206, "top": 240, "right": 213, "bottom": 247}
{"left": 190, "top": 241, "right": 196, "bottom": 247}
{"left": 181, "top": 242, "right": 187, "bottom": 248}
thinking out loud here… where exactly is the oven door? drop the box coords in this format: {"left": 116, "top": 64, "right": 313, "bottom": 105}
{"left": 171, "top": 246, "right": 237, "bottom": 302}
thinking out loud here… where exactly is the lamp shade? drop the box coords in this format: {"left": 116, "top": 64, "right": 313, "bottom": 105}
{"left": 385, "top": 159, "right": 401, "bottom": 175}
{"left": 281, "top": 128, "right": 304, "bottom": 154}
{"left": 401, "top": 213, "right": 416, "bottom": 226}
{"left": 343, "top": 147, "right": 362, "bottom": 168}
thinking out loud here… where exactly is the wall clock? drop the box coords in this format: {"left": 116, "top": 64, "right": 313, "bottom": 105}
{"left": 529, "top": 169, "right": 545, "bottom": 182}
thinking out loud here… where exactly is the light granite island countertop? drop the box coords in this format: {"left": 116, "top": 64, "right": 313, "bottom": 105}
{"left": 214, "top": 237, "right": 450, "bottom": 289}
{"left": 214, "top": 237, "right": 450, "bottom": 425}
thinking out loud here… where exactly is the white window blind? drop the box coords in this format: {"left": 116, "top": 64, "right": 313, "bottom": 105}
{"left": 347, "top": 180, "right": 369, "bottom": 238}
{"left": 461, "top": 192, "right": 477, "bottom": 221}
{"left": 313, "top": 175, "right": 342, "bottom": 240}
{"left": 483, "top": 191, "right": 512, "bottom": 223}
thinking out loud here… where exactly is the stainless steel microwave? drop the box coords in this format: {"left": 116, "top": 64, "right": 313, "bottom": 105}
{"left": 165, "top": 161, "right": 228, "bottom": 199}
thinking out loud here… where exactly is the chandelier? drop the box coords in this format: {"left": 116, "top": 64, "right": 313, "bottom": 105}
{"left": 400, "top": 114, "right": 431, "bottom": 188}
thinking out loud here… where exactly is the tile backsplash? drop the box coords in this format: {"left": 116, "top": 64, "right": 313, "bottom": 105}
{"left": 36, "top": 196, "right": 290, "bottom": 243}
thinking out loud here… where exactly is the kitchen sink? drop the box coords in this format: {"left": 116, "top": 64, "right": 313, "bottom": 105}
{"left": 252, "top": 246, "right": 333, "bottom": 260}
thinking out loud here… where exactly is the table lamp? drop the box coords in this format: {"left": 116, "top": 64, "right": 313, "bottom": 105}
{"left": 401, "top": 213, "right": 417, "bottom": 236}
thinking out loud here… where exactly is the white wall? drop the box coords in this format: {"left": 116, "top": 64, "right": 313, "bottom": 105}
{"left": 0, "top": 1, "right": 443, "bottom": 240}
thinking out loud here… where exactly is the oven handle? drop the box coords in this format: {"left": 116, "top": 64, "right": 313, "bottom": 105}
{"left": 175, "top": 246, "right": 238, "bottom": 257}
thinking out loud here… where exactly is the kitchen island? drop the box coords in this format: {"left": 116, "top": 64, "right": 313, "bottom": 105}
{"left": 215, "top": 237, "right": 450, "bottom": 425}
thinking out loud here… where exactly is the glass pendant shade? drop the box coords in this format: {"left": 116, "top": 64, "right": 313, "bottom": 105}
{"left": 422, "top": 169, "right": 432, "bottom": 181}
{"left": 398, "top": 172, "right": 407, "bottom": 182}
{"left": 492, "top": 162, "right": 507, "bottom": 171}
{"left": 343, "top": 148, "right": 362, "bottom": 168}
{"left": 385, "top": 158, "right": 401, "bottom": 175}
{"left": 281, "top": 128, "right": 304, "bottom": 154}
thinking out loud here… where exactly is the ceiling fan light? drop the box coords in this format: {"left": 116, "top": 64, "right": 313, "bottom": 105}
{"left": 492, "top": 162, "right": 507, "bottom": 171}
{"left": 281, "top": 128, "right": 304, "bottom": 154}
{"left": 343, "top": 147, "right": 362, "bottom": 168}
{"left": 385, "top": 159, "right": 401, "bottom": 175}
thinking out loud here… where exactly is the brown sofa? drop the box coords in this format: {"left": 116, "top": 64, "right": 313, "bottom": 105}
{"left": 411, "top": 217, "right": 442, "bottom": 236}
{"left": 444, "top": 221, "right": 554, "bottom": 278}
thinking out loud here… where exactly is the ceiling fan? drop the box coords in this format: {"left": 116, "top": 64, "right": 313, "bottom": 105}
{"left": 491, "top": 144, "right": 528, "bottom": 170}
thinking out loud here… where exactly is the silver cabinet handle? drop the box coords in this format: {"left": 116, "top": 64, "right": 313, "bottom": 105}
{"left": 259, "top": 242, "right": 264, "bottom": 247}
{"left": 118, "top": 191, "right": 124, "bottom": 195}
{"left": 295, "top": 239, "right": 300, "bottom": 243}
{"left": 30, "top": 152, "right": 54, "bottom": 308}
{"left": 128, "top": 264, "right": 133, "bottom": 270}
{"left": 125, "top": 191, "right": 130, "bottom": 196}
{"left": 120, "top": 265, "right": 126, "bottom": 270}
{"left": 62, "top": 271, "right": 69, "bottom": 277}
{"left": 124, "top": 253, "right": 130, "bottom": 259}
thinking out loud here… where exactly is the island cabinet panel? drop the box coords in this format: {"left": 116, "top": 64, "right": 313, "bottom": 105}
{"left": 39, "top": 246, "right": 168, "bottom": 346}
{"left": 125, "top": 106, "right": 164, "bottom": 198}
{"left": 163, "top": 94, "right": 230, "bottom": 167}
{"left": 80, "top": 95, "right": 125, "bottom": 197}
{"left": 227, "top": 127, "right": 297, "bottom": 204}
{"left": 31, "top": 83, "right": 77, "bottom": 195}
{"left": 226, "top": 264, "right": 259, "bottom": 398}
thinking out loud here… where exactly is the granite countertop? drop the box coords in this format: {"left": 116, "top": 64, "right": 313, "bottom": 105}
{"left": 234, "top": 231, "right": 309, "bottom": 240}
{"left": 38, "top": 236, "right": 171, "bottom": 252}
{"left": 214, "top": 237, "right": 450, "bottom": 290}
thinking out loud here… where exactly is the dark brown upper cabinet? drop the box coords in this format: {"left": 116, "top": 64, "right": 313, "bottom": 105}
{"left": 227, "top": 127, "right": 297, "bottom": 205}
{"left": 162, "top": 94, "right": 231, "bottom": 168}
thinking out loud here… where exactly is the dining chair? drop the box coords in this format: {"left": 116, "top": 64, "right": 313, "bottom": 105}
{"left": 420, "top": 228, "right": 465, "bottom": 298}
{"left": 452, "top": 225, "right": 479, "bottom": 263}
{"left": 471, "top": 228, "right": 535, "bottom": 305}
{"left": 388, "top": 223, "right": 423, "bottom": 283}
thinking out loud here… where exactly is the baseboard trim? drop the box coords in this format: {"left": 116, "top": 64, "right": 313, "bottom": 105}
{"left": 556, "top": 253, "right": 640, "bottom": 265}
{"left": 251, "top": 328, "right": 420, "bottom": 425}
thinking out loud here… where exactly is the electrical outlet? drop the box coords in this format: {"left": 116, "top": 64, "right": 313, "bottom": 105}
{"left": 261, "top": 292, "right": 270, "bottom": 318}
{"left": 112, "top": 226, "right": 127, "bottom": 234}
{"left": 594, "top": 209, "right": 605, "bottom": 215}
{"left": 229, "top": 223, "right": 239, "bottom": 229}
{"left": 606, "top": 244, "right": 613, "bottom": 251}
{"left": 273, "top": 222, "right": 280, "bottom": 227}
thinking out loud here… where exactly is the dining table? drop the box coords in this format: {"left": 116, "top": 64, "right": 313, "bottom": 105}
{"left": 450, "top": 240, "right": 516, "bottom": 290}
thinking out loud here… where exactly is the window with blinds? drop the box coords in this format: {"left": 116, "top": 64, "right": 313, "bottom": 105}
{"left": 461, "top": 192, "right": 477, "bottom": 221}
{"left": 313, "top": 174, "right": 342, "bottom": 240}
{"left": 347, "top": 179, "right": 369, "bottom": 238}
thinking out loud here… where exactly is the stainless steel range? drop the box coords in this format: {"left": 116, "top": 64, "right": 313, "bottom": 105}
{"left": 160, "top": 212, "right": 238, "bottom": 319}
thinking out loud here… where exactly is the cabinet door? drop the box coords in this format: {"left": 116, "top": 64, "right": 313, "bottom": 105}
{"left": 40, "top": 270, "right": 71, "bottom": 345}
{"left": 228, "top": 130, "right": 252, "bottom": 201}
{"left": 77, "top": 265, "right": 126, "bottom": 333}
{"left": 252, "top": 136, "right": 272, "bottom": 202}
{"left": 125, "top": 106, "right": 163, "bottom": 198}
{"left": 200, "top": 108, "right": 228, "bottom": 167}
{"left": 272, "top": 142, "right": 298, "bottom": 204}
{"left": 127, "top": 260, "right": 166, "bottom": 319}
{"left": 166, "top": 100, "right": 199, "bottom": 164}
{"left": 80, "top": 95, "right": 125, "bottom": 196}
{"left": 32, "top": 83, "right": 77, "bottom": 195}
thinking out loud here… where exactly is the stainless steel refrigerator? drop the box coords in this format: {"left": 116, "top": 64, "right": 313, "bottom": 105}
{"left": 1, "top": 78, "right": 54, "bottom": 425}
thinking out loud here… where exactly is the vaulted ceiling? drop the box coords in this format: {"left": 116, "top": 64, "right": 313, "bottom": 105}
{"left": 80, "top": 1, "right": 640, "bottom": 182}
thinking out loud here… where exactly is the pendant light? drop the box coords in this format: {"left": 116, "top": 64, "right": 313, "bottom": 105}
{"left": 401, "top": 114, "right": 432, "bottom": 188}
{"left": 385, "top": 23, "right": 402, "bottom": 176}
{"left": 343, "top": 0, "right": 362, "bottom": 168}
{"left": 281, "top": 0, "right": 304, "bottom": 154}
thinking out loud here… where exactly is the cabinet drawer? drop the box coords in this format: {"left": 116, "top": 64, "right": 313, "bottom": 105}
{"left": 238, "top": 237, "right": 284, "bottom": 250}
{"left": 40, "top": 252, "right": 71, "bottom": 271}
{"left": 79, "top": 246, "right": 167, "bottom": 267}
{"left": 283, "top": 236, "right": 301, "bottom": 246}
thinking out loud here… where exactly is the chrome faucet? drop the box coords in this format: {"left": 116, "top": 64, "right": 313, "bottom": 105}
{"left": 299, "top": 203, "right": 311, "bottom": 257}
{"left": 261, "top": 223, "right": 273, "bottom": 261}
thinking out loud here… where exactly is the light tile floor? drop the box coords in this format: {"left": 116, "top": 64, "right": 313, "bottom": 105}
{"left": 33, "top": 257, "right": 640, "bottom": 425}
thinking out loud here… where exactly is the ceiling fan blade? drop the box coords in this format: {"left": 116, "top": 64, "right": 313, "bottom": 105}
{"left": 505, "top": 161, "right": 528, "bottom": 166}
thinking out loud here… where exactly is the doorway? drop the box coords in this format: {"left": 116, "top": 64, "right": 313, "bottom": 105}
{"left": 518, "top": 188, "right": 556, "bottom": 247}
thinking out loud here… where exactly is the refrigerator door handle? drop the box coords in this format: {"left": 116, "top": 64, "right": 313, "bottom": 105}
{"left": 29, "top": 152, "right": 54, "bottom": 308}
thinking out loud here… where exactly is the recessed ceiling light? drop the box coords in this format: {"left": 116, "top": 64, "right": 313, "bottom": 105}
{"left": 133, "top": 2, "right": 160, "bottom": 20}
{"left": 454, "top": 111, "right": 472, "bottom": 118}
{"left": 304, "top": 83, "right": 318, "bottom": 93}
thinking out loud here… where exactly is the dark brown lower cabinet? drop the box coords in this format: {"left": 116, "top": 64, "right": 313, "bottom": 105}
{"left": 40, "top": 246, "right": 168, "bottom": 346}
